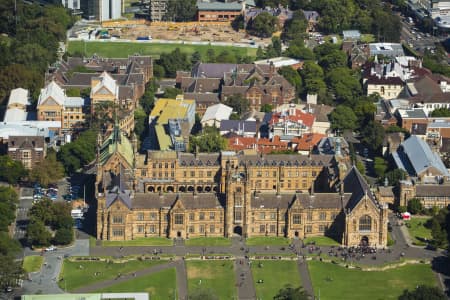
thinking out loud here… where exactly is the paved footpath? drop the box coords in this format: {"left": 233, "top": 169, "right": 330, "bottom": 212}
{"left": 235, "top": 257, "right": 256, "bottom": 300}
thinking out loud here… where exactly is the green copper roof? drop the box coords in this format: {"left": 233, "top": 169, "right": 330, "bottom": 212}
{"left": 99, "top": 126, "right": 134, "bottom": 167}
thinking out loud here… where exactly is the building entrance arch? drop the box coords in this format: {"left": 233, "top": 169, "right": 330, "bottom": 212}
{"left": 233, "top": 226, "right": 242, "bottom": 236}
{"left": 360, "top": 236, "right": 369, "bottom": 247}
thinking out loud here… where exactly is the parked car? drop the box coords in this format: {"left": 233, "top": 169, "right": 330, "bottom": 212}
{"left": 45, "top": 246, "right": 57, "bottom": 252}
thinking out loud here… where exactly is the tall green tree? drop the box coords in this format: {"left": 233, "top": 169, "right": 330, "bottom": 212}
{"left": 248, "top": 12, "right": 278, "bottom": 38}
{"left": 189, "top": 127, "right": 227, "bottom": 153}
{"left": 165, "top": 0, "right": 197, "bottom": 22}
{"left": 30, "top": 150, "right": 65, "bottom": 187}
{"left": 223, "top": 94, "right": 250, "bottom": 117}
{"left": 274, "top": 285, "right": 309, "bottom": 300}
{"left": 399, "top": 285, "right": 447, "bottom": 300}
{"left": 329, "top": 106, "right": 358, "bottom": 131}
{"left": 157, "top": 48, "right": 191, "bottom": 77}
{"left": 0, "top": 155, "right": 27, "bottom": 184}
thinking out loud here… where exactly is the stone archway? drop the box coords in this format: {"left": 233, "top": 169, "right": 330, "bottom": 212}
{"left": 179, "top": 186, "right": 186, "bottom": 192}
{"left": 197, "top": 186, "right": 203, "bottom": 193}
{"left": 360, "top": 236, "right": 369, "bottom": 247}
{"left": 213, "top": 186, "right": 218, "bottom": 192}
{"left": 148, "top": 186, "right": 155, "bottom": 193}
{"left": 187, "top": 186, "right": 194, "bottom": 192}
{"left": 167, "top": 186, "right": 174, "bottom": 193}
{"left": 205, "top": 186, "right": 212, "bottom": 192}
{"left": 156, "top": 186, "right": 162, "bottom": 192}
{"left": 233, "top": 226, "right": 242, "bottom": 236}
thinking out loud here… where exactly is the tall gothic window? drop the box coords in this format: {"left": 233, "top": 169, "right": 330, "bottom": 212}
{"left": 359, "top": 215, "right": 372, "bottom": 232}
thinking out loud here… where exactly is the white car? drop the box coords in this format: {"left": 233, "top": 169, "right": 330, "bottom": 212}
{"left": 45, "top": 246, "right": 57, "bottom": 252}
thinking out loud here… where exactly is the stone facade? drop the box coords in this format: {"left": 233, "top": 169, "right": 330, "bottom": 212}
{"left": 96, "top": 132, "right": 388, "bottom": 247}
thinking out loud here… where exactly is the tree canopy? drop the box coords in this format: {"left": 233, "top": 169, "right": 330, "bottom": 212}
{"left": 399, "top": 286, "right": 447, "bottom": 300}
{"left": 0, "top": 155, "right": 28, "bottom": 184}
{"left": 30, "top": 150, "right": 65, "bottom": 187}
{"left": 189, "top": 127, "right": 227, "bottom": 153}
{"left": 58, "top": 129, "right": 97, "bottom": 174}
{"left": 165, "top": 0, "right": 197, "bottom": 22}
{"left": 329, "top": 106, "right": 358, "bottom": 131}
{"left": 274, "top": 285, "right": 309, "bottom": 300}
{"left": 248, "top": 12, "right": 278, "bottom": 38}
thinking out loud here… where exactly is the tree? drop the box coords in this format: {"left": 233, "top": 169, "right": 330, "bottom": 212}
{"left": 206, "top": 49, "right": 216, "bottom": 63}
{"left": 385, "top": 169, "right": 407, "bottom": 186}
{"left": 165, "top": 0, "right": 197, "bottom": 22}
{"left": 0, "top": 155, "right": 28, "bottom": 184}
{"left": 30, "top": 150, "right": 65, "bottom": 187}
{"left": 360, "top": 121, "right": 385, "bottom": 153}
{"left": 0, "top": 187, "right": 18, "bottom": 232}
{"left": 398, "top": 285, "right": 446, "bottom": 300}
{"left": 329, "top": 106, "right": 358, "bottom": 131}
{"left": 271, "top": 37, "right": 282, "bottom": 57}
{"left": 223, "top": 94, "right": 250, "bottom": 117}
{"left": 374, "top": 157, "right": 388, "bottom": 179}
{"left": 284, "top": 38, "right": 315, "bottom": 60}
{"left": 189, "top": 127, "right": 227, "bottom": 153}
{"left": 53, "top": 227, "right": 73, "bottom": 245}
{"left": 278, "top": 66, "right": 302, "bottom": 95}
{"left": 325, "top": 67, "right": 362, "bottom": 104}
{"left": 231, "top": 14, "right": 245, "bottom": 31}
{"left": 163, "top": 87, "right": 182, "bottom": 99}
{"left": 274, "top": 285, "right": 309, "bottom": 300}
{"left": 58, "top": 129, "right": 97, "bottom": 174}
{"left": 157, "top": 48, "right": 191, "bottom": 77}
{"left": 191, "top": 51, "right": 202, "bottom": 65}
{"left": 431, "top": 108, "right": 450, "bottom": 117}
{"left": 260, "top": 104, "right": 273, "bottom": 113}
{"left": 407, "top": 198, "right": 423, "bottom": 214}
{"left": 0, "top": 255, "right": 23, "bottom": 289}
{"left": 248, "top": 12, "right": 278, "bottom": 38}
{"left": 282, "top": 10, "right": 307, "bottom": 41}
{"left": 140, "top": 79, "right": 157, "bottom": 114}
{"left": 26, "top": 219, "right": 51, "bottom": 247}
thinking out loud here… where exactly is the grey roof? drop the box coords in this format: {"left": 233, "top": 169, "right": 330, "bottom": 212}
{"left": 191, "top": 63, "right": 238, "bottom": 78}
{"left": 343, "top": 166, "right": 378, "bottom": 211}
{"left": 250, "top": 193, "right": 351, "bottom": 209}
{"left": 402, "top": 109, "right": 427, "bottom": 119}
{"left": 236, "top": 153, "right": 333, "bottom": 167}
{"left": 197, "top": 0, "right": 243, "bottom": 11}
{"left": 133, "top": 193, "right": 224, "bottom": 209}
{"left": 220, "top": 120, "right": 257, "bottom": 133}
{"left": 393, "top": 135, "right": 450, "bottom": 177}
{"left": 415, "top": 184, "right": 450, "bottom": 197}
{"left": 178, "top": 152, "right": 221, "bottom": 167}
{"left": 106, "top": 189, "right": 132, "bottom": 209}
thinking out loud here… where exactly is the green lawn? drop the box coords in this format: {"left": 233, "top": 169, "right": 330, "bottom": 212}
{"left": 251, "top": 260, "right": 301, "bottom": 300}
{"left": 23, "top": 256, "right": 44, "bottom": 273}
{"left": 308, "top": 261, "right": 436, "bottom": 300}
{"left": 405, "top": 217, "right": 432, "bottom": 246}
{"left": 185, "top": 237, "right": 231, "bottom": 247}
{"left": 186, "top": 261, "right": 236, "bottom": 299}
{"left": 303, "top": 236, "right": 341, "bottom": 246}
{"left": 96, "top": 268, "right": 176, "bottom": 300}
{"left": 246, "top": 237, "right": 290, "bottom": 246}
{"left": 68, "top": 41, "right": 257, "bottom": 58}
{"left": 59, "top": 259, "right": 165, "bottom": 291}
{"left": 101, "top": 237, "right": 173, "bottom": 246}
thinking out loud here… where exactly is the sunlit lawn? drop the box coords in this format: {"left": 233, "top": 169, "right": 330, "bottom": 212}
{"left": 23, "top": 256, "right": 44, "bottom": 273}
{"left": 96, "top": 268, "right": 176, "bottom": 300}
{"left": 405, "top": 217, "right": 432, "bottom": 246}
{"left": 308, "top": 261, "right": 436, "bottom": 300}
{"left": 246, "top": 237, "right": 290, "bottom": 246}
{"left": 68, "top": 41, "right": 257, "bottom": 58}
{"left": 101, "top": 237, "right": 173, "bottom": 246}
{"left": 251, "top": 260, "right": 301, "bottom": 300}
{"left": 185, "top": 237, "right": 231, "bottom": 247}
{"left": 59, "top": 259, "right": 165, "bottom": 291}
{"left": 186, "top": 261, "right": 236, "bottom": 299}
{"left": 303, "top": 236, "right": 341, "bottom": 246}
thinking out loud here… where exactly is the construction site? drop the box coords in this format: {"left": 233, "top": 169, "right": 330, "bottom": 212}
{"left": 99, "top": 20, "right": 272, "bottom": 45}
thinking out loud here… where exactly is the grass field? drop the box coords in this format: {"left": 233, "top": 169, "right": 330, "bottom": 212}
{"left": 23, "top": 256, "right": 44, "bottom": 273}
{"left": 101, "top": 237, "right": 173, "bottom": 247}
{"left": 303, "top": 236, "right": 341, "bottom": 246}
{"left": 251, "top": 260, "right": 302, "bottom": 300}
{"left": 68, "top": 41, "right": 257, "bottom": 58}
{"left": 59, "top": 259, "right": 165, "bottom": 291}
{"left": 185, "top": 237, "right": 231, "bottom": 247}
{"left": 246, "top": 237, "right": 291, "bottom": 246}
{"left": 96, "top": 268, "right": 176, "bottom": 300}
{"left": 186, "top": 261, "right": 236, "bottom": 299}
{"left": 308, "top": 261, "right": 436, "bottom": 300}
{"left": 405, "top": 217, "right": 432, "bottom": 246}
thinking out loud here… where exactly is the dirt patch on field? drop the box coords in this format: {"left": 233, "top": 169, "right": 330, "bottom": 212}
{"left": 187, "top": 264, "right": 215, "bottom": 279}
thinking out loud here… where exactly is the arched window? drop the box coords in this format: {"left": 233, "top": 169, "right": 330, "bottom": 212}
{"left": 359, "top": 215, "right": 372, "bottom": 232}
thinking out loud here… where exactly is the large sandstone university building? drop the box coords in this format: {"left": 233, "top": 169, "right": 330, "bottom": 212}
{"left": 95, "top": 126, "right": 388, "bottom": 247}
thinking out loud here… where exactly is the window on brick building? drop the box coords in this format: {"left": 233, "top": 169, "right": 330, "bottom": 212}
{"left": 293, "top": 214, "right": 301, "bottom": 224}
{"left": 174, "top": 214, "right": 184, "bottom": 225}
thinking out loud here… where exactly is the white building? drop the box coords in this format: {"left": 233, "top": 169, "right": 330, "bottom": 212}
{"left": 200, "top": 104, "right": 233, "bottom": 128}
{"left": 3, "top": 88, "right": 30, "bottom": 123}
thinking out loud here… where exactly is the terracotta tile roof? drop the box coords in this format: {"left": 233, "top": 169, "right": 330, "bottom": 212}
{"left": 227, "top": 136, "right": 289, "bottom": 153}
{"left": 291, "top": 133, "right": 326, "bottom": 151}
{"left": 270, "top": 109, "right": 315, "bottom": 128}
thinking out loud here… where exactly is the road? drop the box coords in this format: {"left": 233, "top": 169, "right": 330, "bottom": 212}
{"left": 400, "top": 18, "right": 442, "bottom": 54}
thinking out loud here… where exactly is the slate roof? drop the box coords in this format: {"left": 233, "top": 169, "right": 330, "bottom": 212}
{"left": 343, "top": 166, "right": 378, "bottom": 211}
{"left": 106, "top": 189, "right": 132, "bottom": 209}
{"left": 250, "top": 193, "right": 351, "bottom": 209}
{"left": 236, "top": 153, "right": 333, "bottom": 167}
{"left": 220, "top": 120, "right": 257, "bottom": 133}
{"left": 132, "top": 193, "right": 224, "bottom": 209}
{"left": 392, "top": 135, "right": 450, "bottom": 177}
{"left": 197, "top": 0, "right": 243, "bottom": 11}
{"left": 415, "top": 184, "right": 450, "bottom": 197}
{"left": 8, "top": 135, "right": 45, "bottom": 149}
{"left": 178, "top": 153, "right": 221, "bottom": 167}
{"left": 184, "top": 93, "right": 220, "bottom": 104}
